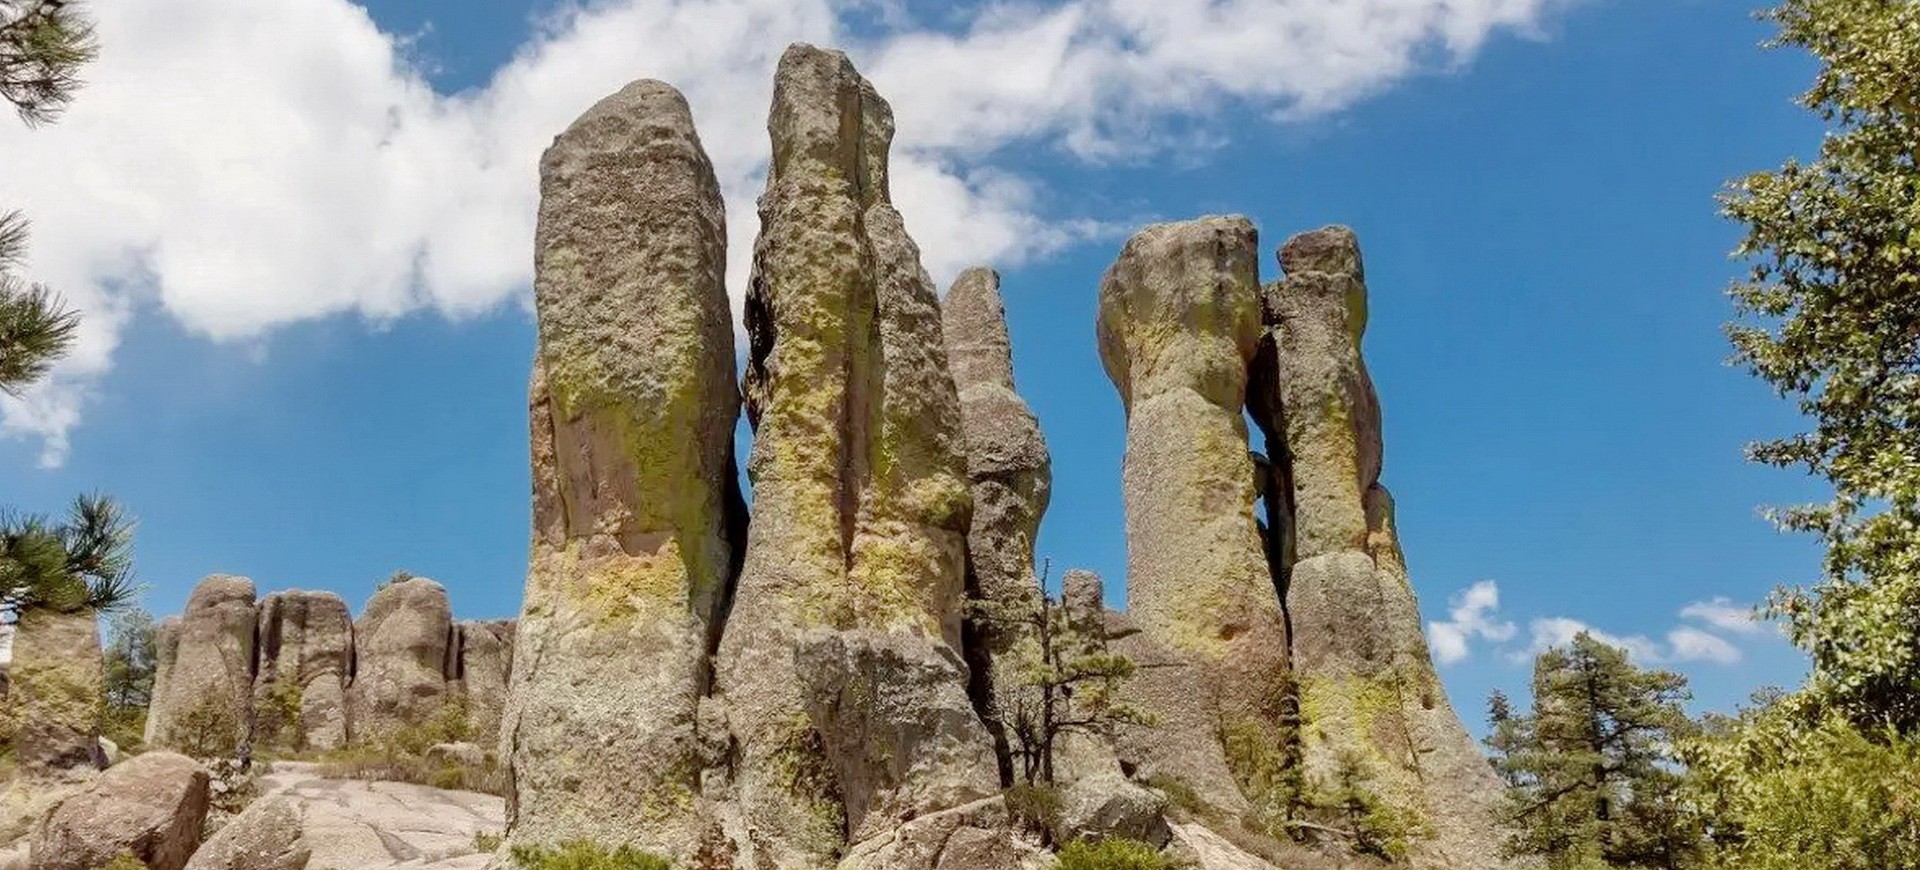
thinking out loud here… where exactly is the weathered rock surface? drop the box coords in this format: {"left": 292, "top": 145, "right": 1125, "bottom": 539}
{"left": 836, "top": 797, "right": 1048, "bottom": 870}
{"left": 1249, "top": 226, "right": 1505, "bottom": 868}
{"left": 1058, "top": 771, "right": 1171, "bottom": 847}
{"left": 29, "top": 751, "right": 209, "bottom": 870}
{"left": 716, "top": 43, "right": 993, "bottom": 866}
{"left": 504, "top": 77, "right": 740, "bottom": 859}
{"left": 8, "top": 608, "right": 104, "bottom": 780}
{"left": 148, "top": 576, "right": 257, "bottom": 755}
{"left": 452, "top": 620, "right": 513, "bottom": 742}
{"left": 185, "top": 762, "right": 503, "bottom": 870}
{"left": 1096, "top": 216, "right": 1292, "bottom": 812}
{"left": 253, "top": 590, "right": 353, "bottom": 752}
{"left": 943, "top": 266, "right": 1052, "bottom": 785}
{"left": 350, "top": 577, "right": 456, "bottom": 740}
{"left": 1166, "top": 822, "right": 1281, "bottom": 870}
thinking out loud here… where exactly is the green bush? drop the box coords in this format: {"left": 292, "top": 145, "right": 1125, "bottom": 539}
{"left": 509, "top": 842, "right": 673, "bottom": 870}
{"left": 1004, "top": 782, "right": 1063, "bottom": 841}
{"left": 474, "top": 830, "right": 504, "bottom": 853}
{"left": 1055, "top": 837, "right": 1180, "bottom": 870}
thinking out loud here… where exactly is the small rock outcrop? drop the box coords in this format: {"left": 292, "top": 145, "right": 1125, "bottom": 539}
{"left": 28, "top": 751, "right": 209, "bottom": 870}
{"left": 503, "top": 76, "right": 740, "bottom": 858}
{"left": 1248, "top": 226, "right": 1506, "bottom": 868}
{"left": 1096, "top": 217, "right": 1293, "bottom": 812}
{"left": 452, "top": 619, "right": 513, "bottom": 742}
{"left": 943, "top": 266, "right": 1052, "bottom": 784}
{"left": 145, "top": 575, "right": 513, "bottom": 757}
{"left": 147, "top": 575, "right": 257, "bottom": 755}
{"left": 184, "top": 763, "right": 503, "bottom": 870}
{"left": 7, "top": 608, "right": 105, "bottom": 780}
{"left": 715, "top": 43, "right": 995, "bottom": 866}
{"left": 253, "top": 590, "right": 353, "bottom": 751}
{"left": 349, "top": 577, "right": 456, "bottom": 740}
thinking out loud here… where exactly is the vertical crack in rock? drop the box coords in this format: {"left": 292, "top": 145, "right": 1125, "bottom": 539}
{"left": 502, "top": 77, "right": 740, "bottom": 858}
{"left": 715, "top": 43, "right": 996, "bottom": 868}
{"left": 1251, "top": 225, "right": 1507, "bottom": 869}
{"left": 1096, "top": 216, "right": 1292, "bottom": 817}
{"left": 942, "top": 266, "right": 1052, "bottom": 787}
{"left": 254, "top": 590, "right": 353, "bottom": 752}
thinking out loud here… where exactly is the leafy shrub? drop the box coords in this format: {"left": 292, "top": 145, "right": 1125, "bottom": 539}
{"left": 1140, "top": 774, "right": 1204, "bottom": 819}
{"left": 253, "top": 677, "right": 305, "bottom": 751}
{"left": 317, "top": 694, "right": 503, "bottom": 794}
{"left": 101, "top": 854, "right": 147, "bottom": 870}
{"left": 509, "top": 842, "right": 673, "bottom": 870}
{"left": 1004, "top": 782, "right": 1063, "bottom": 841}
{"left": 474, "top": 830, "right": 504, "bottom": 853}
{"left": 1055, "top": 837, "right": 1181, "bottom": 870}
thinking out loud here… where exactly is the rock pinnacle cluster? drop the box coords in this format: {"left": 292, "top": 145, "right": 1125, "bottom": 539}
{"left": 96, "top": 40, "right": 1510, "bottom": 870}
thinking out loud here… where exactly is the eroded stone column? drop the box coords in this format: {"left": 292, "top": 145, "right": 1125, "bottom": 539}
{"left": 1252, "top": 225, "right": 1506, "bottom": 869}
{"left": 503, "top": 78, "right": 740, "bottom": 860}
{"left": 715, "top": 43, "right": 995, "bottom": 867}
{"left": 145, "top": 575, "right": 256, "bottom": 757}
{"left": 943, "top": 266, "right": 1052, "bottom": 785}
{"left": 1096, "top": 216, "right": 1292, "bottom": 815}
{"left": 253, "top": 590, "right": 352, "bottom": 752}
{"left": 10, "top": 607, "right": 104, "bottom": 779}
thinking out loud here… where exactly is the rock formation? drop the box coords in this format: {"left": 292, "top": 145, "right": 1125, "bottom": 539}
{"left": 144, "top": 575, "right": 512, "bottom": 758}
{"left": 253, "top": 590, "right": 353, "bottom": 751}
{"left": 503, "top": 76, "right": 740, "bottom": 859}
{"left": 349, "top": 577, "right": 455, "bottom": 740}
{"left": 147, "top": 575, "right": 257, "bottom": 755}
{"left": 942, "top": 266, "right": 1051, "bottom": 784}
{"left": 453, "top": 620, "right": 514, "bottom": 743}
{"left": 714, "top": 43, "right": 997, "bottom": 867}
{"left": 7, "top": 608, "right": 105, "bottom": 780}
{"left": 28, "top": 751, "right": 210, "bottom": 870}
{"left": 1096, "top": 217, "right": 1294, "bottom": 814}
{"left": 1247, "top": 225, "right": 1506, "bottom": 868}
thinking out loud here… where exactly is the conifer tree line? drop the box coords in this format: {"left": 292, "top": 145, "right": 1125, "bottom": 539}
{"left": 1489, "top": 2, "right": 1920, "bottom": 867}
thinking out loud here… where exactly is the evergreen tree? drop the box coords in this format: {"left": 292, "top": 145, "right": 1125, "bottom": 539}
{"left": 0, "top": 0, "right": 91, "bottom": 395}
{"left": 0, "top": 493, "right": 135, "bottom": 620}
{"left": 1487, "top": 633, "right": 1701, "bottom": 869}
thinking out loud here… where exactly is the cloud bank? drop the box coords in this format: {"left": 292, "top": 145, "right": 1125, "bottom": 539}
{"left": 1428, "top": 580, "right": 1769, "bottom": 667}
{"left": 0, "top": 0, "right": 1573, "bottom": 463}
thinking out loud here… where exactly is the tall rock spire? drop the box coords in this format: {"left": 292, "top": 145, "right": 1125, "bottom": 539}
{"left": 504, "top": 78, "right": 742, "bottom": 859}
{"left": 716, "top": 43, "right": 995, "bottom": 866}
{"left": 942, "top": 266, "right": 1052, "bottom": 784}
{"left": 1096, "top": 216, "right": 1293, "bottom": 815}
{"left": 145, "top": 575, "right": 256, "bottom": 756}
{"left": 1250, "top": 225, "right": 1507, "bottom": 869}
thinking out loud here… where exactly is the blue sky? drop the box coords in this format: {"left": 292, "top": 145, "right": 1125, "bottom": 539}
{"left": 0, "top": 0, "right": 1833, "bottom": 727}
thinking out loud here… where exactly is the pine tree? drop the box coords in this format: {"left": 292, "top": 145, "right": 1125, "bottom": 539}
{"left": 1488, "top": 633, "right": 1701, "bottom": 869}
{"left": 0, "top": 493, "right": 136, "bottom": 621}
{"left": 0, "top": 1, "right": 91, "bottom": 395}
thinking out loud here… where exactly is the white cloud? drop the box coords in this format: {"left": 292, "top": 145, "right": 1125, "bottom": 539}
{"left": 1522, "top": 617, "right": 1665, "bottom": 664}
{"left": 1666, "top": 626, "right": 1742, "bottom": 665}
{"left": 0, "top": 0, "right": 1574, "bottom": 462}
{"left": 1679, "top": 596, "right": 1765, "bottom": 636}
{"left": 1428, "top": 579, "right": 1517, "bottom": 664}
{"left": 1517, "top": 597, "right": 1766, "bottom": 666}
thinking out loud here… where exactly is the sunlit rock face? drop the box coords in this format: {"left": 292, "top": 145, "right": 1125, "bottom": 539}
{"left": 503, "top": 76, "right": 742, "bottom": 859}
{"left": 1097, "top": 216, "right": 1294, "bottom": 814}
{"left": 714, "top": 43, "right": 996, "bottom": 868}
{"left": 1249, "top": 225, "right": 1508, "bottom": 869}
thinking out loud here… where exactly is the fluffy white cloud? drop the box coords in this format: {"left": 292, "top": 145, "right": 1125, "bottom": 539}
{"left": 1679, "top": 596, "right": 1765, "bottom": 636}
{"left": 0, "top": 0, "right": 1573, "bottom": 463}
{"left": 1518, "top": 596, "right": 1767, "bottom": 666}
{"left": 1428, "top": 579, "right": 1517, "bottom": 664}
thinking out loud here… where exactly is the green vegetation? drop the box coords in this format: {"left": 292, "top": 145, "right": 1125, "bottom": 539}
{"left": 99, "top": 853, "right": 146, "bottom": 870}
{"left": 253, "top": 676, "right": 306, "bottom": 752}
{"left": 0, "top": 493, "right": 137, "bottom": 620}
{"left": 1003, "top": 781, "right": 1064, "bottom": 843}
{"left": 1054, "top": 837, "right": 1182, "bottom": 870}
{"left": 475, "top": 830, "right": 505, "bottom": 853}
{"left": 317, "top": 695, "right": 506, "bottom": 795}
{"left": 1486, "top": 633, "right": 1699, "bottom": 869}
{"left": 101, "top": 607, "right": 157, "bottom": 753}
{"left": 508, "top": 842, "right": 673, "bottom": 870}
{"left": 980, "top": 562, "right": 1150, "bottom": 786}
{"left": 0, "top": 0, "right": 94, "bottom": 395}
